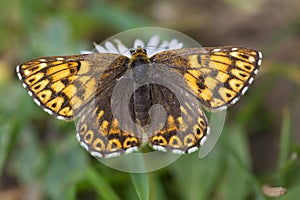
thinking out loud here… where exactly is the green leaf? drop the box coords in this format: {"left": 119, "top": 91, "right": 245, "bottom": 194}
{"left": 131, "top": 173, "right": 149, "bottom": 200}
{"left": 0, "top": 123, "right": 11, "bottom": 173}
{"left": 10, "top": 126, "right": 45, "bottom": 184}
{"left": 278, "top": 108, "right": 291, "bottom": 173}
{"left": 220, "top": 126, "right": 265, "bottom": 200}
{"left": 86, "top": 0, "right": 150, "bottom": 30}
{"left": 66, "top": 184, "right": 77, "bottom": 200}
{"left": 86, "top": 166, "right": 121, "bottom": 200}
{"left": 148, "top": 173, "right": 168, "bottom": 200}
{"left": 235, "top": 76, "right": 275, "bottom": 127}
{"left": 43, "top": 135, "right": 88, "bottom": 200}
{"left": 170, "top": 148, "right": 224, "bottom": 200}
{"left": 27, "top": 18, "right": 85, "bottom": 57}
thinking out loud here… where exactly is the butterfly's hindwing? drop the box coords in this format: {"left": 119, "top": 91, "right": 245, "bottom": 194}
{"left": 146, "top": 84, "right": 209, "bottom": 154}
{"left": 76, "top": 84, "right": 141, "bottom": 158}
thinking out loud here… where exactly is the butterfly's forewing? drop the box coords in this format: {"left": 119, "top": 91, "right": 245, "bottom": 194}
{"left": 150, "top": 47, "right": 262, "bottom": 111}
{"left": 16, "top": 53, "right": 129, "bottom": 120}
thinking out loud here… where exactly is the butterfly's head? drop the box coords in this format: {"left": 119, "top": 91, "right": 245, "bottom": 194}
{"left": 129, "top": 47, "right": 150, "bottom": 68}
{"left": 130, "top": 47, "right": 148, "bottom": 56}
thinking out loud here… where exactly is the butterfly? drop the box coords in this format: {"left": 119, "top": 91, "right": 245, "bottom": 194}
{"left": 16, "top": 46, "right": 262, "bottom": 158}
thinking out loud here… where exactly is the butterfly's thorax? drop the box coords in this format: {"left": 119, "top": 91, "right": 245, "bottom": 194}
{"left": 128, "top": 48, "right": 153, "bottom": 127}
{"left": 129, "top": 48, "right": 150, "bottom": 69}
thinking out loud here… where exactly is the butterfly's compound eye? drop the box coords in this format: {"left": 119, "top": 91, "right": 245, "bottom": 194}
{"left": 130, "top": 47, "right": 148, "bottom": 56}
{"left": 129, "top": 49, "right": 135, "bottom": 55}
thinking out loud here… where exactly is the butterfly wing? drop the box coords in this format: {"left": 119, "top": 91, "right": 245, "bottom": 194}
{"left": 17, "top": 53, "right": 142, "bottom": 157}
{"left": 16, "top": 53, "right": 130, "bottom": 120}
{"left": 76, "top": 82, "right": 141, "bottom": 158}
{"left": 17, "top": 46, "right": 262, "bottom": 157}
{"left": 150, "top": 47, "right": 262, "bottom": 111}
{"left": 147, "top": 46, "right": 262, "bottom": 153}
{"left": 147, "top": 84, "right": 209, "bottom": 154}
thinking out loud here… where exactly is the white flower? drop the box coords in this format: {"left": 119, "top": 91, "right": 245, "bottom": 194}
{"left": 81, "top": 35, "right": 183, "bottom": 57}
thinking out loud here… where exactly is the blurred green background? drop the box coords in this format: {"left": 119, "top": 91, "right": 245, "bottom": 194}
{"left": 0, "top": 0, "right": 300, "bottom": 199}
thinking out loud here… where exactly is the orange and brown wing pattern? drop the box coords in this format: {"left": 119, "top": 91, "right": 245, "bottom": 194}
{"left": 150, "top": 47, "right": 262, "bottom": 111}
{"left": 17, "top": 45, "right": 262, "bottom": 157}
{"left": 76, "top": 84, "right": 141, "bottom": 158}
{"left": 17, "top": 53, "right": 141, "bottom": 157}
{"left": 16, "top": 53, "right": 129, "bottom": 120}
{"left": 146, "top": 84, "right": 209, "bottom": 154}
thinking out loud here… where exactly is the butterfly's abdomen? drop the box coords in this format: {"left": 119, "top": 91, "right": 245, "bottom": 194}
{"left": 130, "top": 84, "right": 152, "bottom": 127}
{"left": 128, "top": 48, "right": 153, "bottom": 127}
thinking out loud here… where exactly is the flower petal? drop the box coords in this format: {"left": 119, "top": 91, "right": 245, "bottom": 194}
{"left": 134, "top": 39, "right": 145, "bottom": 48}
{"left": 94, "top": 42, "right": 108, "bottom": 53}
{"left": 105, "top": 41, "right": 119, "bottom": 54}
{"left": 159, "top": 40, "right": 169, "bottom": 49}
{"left": 169, "top": 39, "right": 183, "bottom": 49}
{"left": 82, "top": 34, "right": 183, "bottom": 57}
{"left": 114, "top": 39, "right": 130, "bottom": 57}
{"left": 80, "top": 50, "right": 93, "bottom": 54}
{"left": 147, "top": 35, "right": 160, "bottom": 48}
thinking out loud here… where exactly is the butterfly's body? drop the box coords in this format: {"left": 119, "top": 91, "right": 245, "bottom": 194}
{"left": 17, "top": 46, "right": 262, "bottom": 158}
{"left": 129, "top": 48, "right": 153, "bottom": 127}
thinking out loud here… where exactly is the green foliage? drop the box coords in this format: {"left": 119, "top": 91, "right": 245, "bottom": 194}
{"left": 86, "top": 167, "right": 121, "bottom": 200}
{"left": 131, "top": 173, "right": 149, "bottom": 200}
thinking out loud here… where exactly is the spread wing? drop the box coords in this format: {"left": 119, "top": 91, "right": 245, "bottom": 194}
{"left": 16, "top": 53, "right": 130, "bottom": 120}
{"left": 17, "top": 46, "right": 262, "bottom": 157}
{"left": 17, "top": 53, "right": 142, "bottom": 157}
{"left": 147, "top": 84, "right": 209, "bottom": 154}
{"left": 75, "top": 82, "right": 142, "bottom": 158}
{"left": 150, "top": 47, "right": 262, "bottom": 111}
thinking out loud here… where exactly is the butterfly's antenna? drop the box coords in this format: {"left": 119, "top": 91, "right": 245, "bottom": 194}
{"left": 145, "top": 45, "right": 167, "bottom": 51}
{"left": 143, "top": 44, "right": 176, "bottom": 57}
{"left": 126, "top": 47, "right": 137, "bottom": 56}
{"left": 128, "top": 48, "right": 135, "bottom": 54}
{"left": 121, "top": 43, "right": 183, "bottom": 57}
{"left": 145, "top": 43, "right": 183, "bottom": 53}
